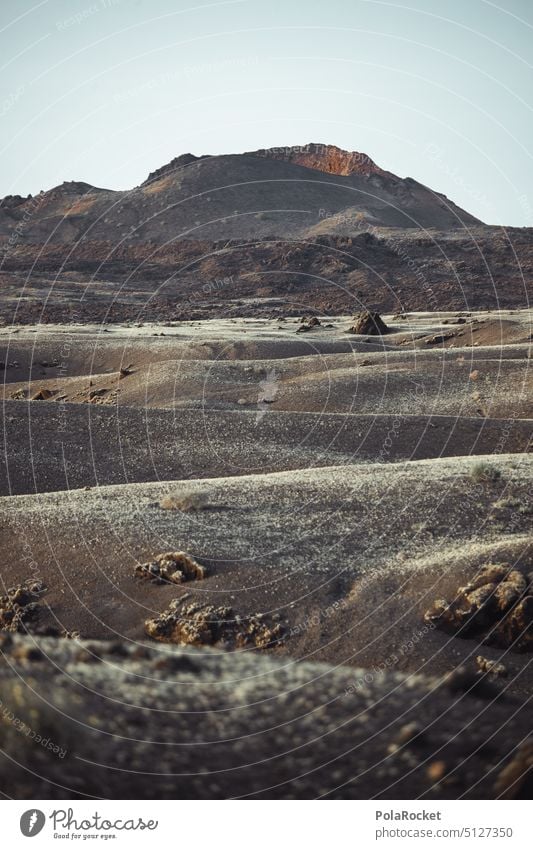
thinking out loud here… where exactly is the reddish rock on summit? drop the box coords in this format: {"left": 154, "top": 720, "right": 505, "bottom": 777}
{"left": 249, "top": 143, "right": 387, "bottom": 177}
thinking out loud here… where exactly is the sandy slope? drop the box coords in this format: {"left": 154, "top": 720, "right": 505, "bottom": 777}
{"left": 1, "top": 455, "right": 532, "bottom": 686}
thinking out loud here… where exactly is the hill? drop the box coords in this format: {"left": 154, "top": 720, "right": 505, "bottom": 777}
{"left": 0, "top": 143, "right": 481, "bottom": 247}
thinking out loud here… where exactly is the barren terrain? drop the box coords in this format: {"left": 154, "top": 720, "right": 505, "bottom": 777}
{"left": 1, "top": 145, "right": 533, "bottom": 799}
{"left": 0, "top": 309, "right": 532, "bottom": 798}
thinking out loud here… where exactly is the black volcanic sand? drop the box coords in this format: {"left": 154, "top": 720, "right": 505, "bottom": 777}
{"left": 0, "top": 312, "right": 532, "bottom": 799}
{"left": 1, "top": 401, "right": 532, "bottom": 496}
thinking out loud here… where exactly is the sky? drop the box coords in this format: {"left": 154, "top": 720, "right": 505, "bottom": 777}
{"left": 1, "top": 0, "right": 532, "bottom": 226}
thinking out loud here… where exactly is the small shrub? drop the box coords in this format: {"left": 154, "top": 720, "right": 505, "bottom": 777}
{"left": 470, "top": 461, "right": 501, "bottom": 484}
{"left": 159, "top": 491, "right": 211, "bottom": 512}
{"left": 492, "top": 496, "right": 521, "bottom": 511}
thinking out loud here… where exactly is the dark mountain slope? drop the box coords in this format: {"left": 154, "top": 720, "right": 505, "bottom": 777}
{"left": 0, "top": 144, "right": 481, "bottom": 247}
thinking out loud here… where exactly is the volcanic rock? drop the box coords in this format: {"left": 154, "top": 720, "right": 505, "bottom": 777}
{"left": 145, "top": 599, "right": 284, "bottom": 649}
{"left": 347, "top": 311, "right": 389, "bottom": 335}
{"left": 134, "top": 551, "right": 207, "bottom": 585}
{"left": 424, "top": 564, "right": 533, "bottom": 651}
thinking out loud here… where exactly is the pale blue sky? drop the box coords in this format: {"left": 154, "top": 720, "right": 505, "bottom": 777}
{"left": 1, "top": 0, "right": 532, "bottom": 225}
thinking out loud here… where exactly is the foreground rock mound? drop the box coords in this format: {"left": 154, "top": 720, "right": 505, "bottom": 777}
{"left": 0, "top": 580, "right": 47, "bottom": 633}
{"left": 134, "top": 551, "right": 207, "bottom": 584}
{"left": 424, "top": 564, "right": 533, "bottom": 651}
{"left": 145, "top": 599, "right": 284, "bottom": 648}
{"left": 347, "top": 311, "right": 389, "bottom": 335}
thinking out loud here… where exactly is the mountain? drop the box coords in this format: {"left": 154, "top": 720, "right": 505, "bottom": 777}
{"left": 0, "top": 144, "right": 481, "bottom": 246}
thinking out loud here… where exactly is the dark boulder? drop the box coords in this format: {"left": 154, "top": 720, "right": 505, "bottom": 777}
{"left": 347, "top": 310, "right": 389, "bottom": 335}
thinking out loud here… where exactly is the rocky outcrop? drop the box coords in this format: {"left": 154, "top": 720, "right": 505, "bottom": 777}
{"left": 142, "top": 153, "right": 207, "bottom": 185}
{"left": 249, "top": 143, "right": 388, "bottom": 177}
{"left": 424, "top": 564, "right": 533, "bottom": 651}
{"left": 0, "top": 580, "right": 47, "bottom": 633}
{"left": 145, "top": 599, "right": 284, "bottom": 648}
{"left": 134, "top": 551, "right": 207, "bottom": 584}
{"left": 347, "top": 310, "right": 389, "bottom": 335}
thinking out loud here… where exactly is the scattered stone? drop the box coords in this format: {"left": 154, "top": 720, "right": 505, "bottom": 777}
{"left": 31, "top": 388, "right": 54, "bottom": 401}
{"left": 0, "top": 580, "right": 47, "bottom": 633}
{"left": 152, "top": 654, "right": 198, "bottom": 673}
{"left": 346, "top": 310, "right": 388, "bottom": 335}
{"left": 392, "top": 722, "right": 424, "bottom": 747}
{"left": 441, "top": 665, "right": 501, "bottom": 699}
{"left": 424, "top": 332, "right": 454, "bottom": 345}
{"left": 424, "top": 563, "right": 533, "bottom": 651}
{"left": 11, "top": 645, "right": 44, "bottom": 662}
{"left": 134, "top": 551, "right": 207, "bottom": 584}
{"left": 88, "top": 388, "right": 108, "bottom": 399}
{"left": 426, "top": 761, "right": 447, "bottom": 783}
{"left": 34, "top": 625, "right": 80, "bottom": 639}
{"left": 494, "top": 741, "right": 533, "bottom": 798}
{"left": 475, "top": 655, "right": 507, "bottom": 677}
{"left": 296, "top": 316, "right": 321, "bottom": 333}
{"left": 145, "top": 599, "right": 285, "bottom": 649}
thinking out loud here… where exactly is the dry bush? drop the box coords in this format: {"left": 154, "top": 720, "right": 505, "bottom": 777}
{"left": 159, "top": 491, "right": 211, "bottom": 512}
{"left": 470, "top": 461, "right": 501, "bottom": 483}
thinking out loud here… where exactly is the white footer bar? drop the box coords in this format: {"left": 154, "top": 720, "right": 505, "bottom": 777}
{"left": 2, "top": 800, "right": 530, "bottom": 848}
